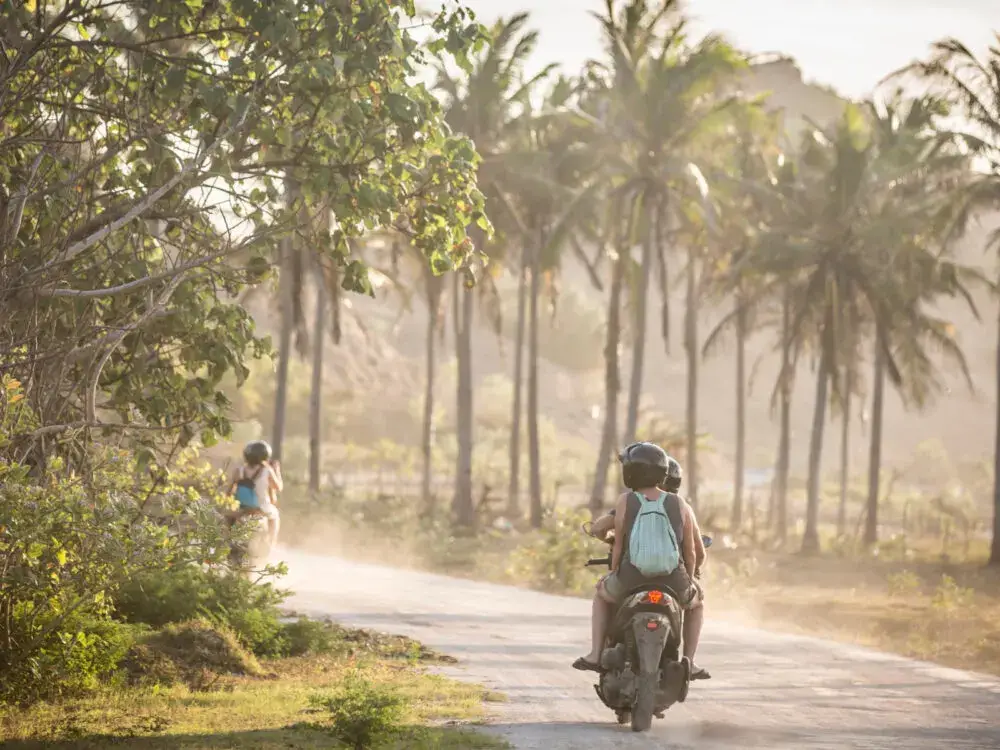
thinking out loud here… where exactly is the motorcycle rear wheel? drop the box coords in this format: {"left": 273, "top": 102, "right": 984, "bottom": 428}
{"left": 631, "top": 673, "right": 657, "bottom": 732}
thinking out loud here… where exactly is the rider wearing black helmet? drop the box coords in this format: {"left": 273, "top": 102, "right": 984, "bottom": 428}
{"left": 573, "top": 442, "right": 710, "bottom": 679}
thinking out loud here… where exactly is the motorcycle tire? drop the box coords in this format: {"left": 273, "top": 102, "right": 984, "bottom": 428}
{"left": 678, "top": 656, "right": 692, "bottom": 703}
{"left": 631, "top": 673, "right": 657, "bottom": 732}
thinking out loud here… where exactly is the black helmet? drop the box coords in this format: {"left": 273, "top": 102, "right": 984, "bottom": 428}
{"left": 243, "top": 440, "right": 272, "bottom": 465}
{"left": 618, "top": 442, "right": 682, "bottom": 492}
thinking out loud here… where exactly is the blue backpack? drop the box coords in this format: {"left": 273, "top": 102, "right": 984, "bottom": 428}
{"left": 628, "top": 491, "right": 681, "bottom": 577}
{"left": 234, "top": 466, "right": 264, "bottom": 509}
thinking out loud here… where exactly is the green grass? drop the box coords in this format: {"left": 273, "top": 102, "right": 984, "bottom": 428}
{"left": 0, "top": 651, "right": 507, "bottom": 749}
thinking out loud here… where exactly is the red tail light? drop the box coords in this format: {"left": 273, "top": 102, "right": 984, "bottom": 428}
{"left": 645, "top": 590, "right": 664, "bottom": 604}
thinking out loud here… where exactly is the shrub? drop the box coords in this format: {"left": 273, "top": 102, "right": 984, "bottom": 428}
{"left": 312, "top": 670, "right": 407, "bottom": 750}
{"left": 507, "top": 509, "right": 601, "bottom": 595}
{"left": 281, "top": 617, "right": 342, "bottom": 657}
{"left": 0, "top": 396, "right": 234, "bottom": 704}
{"left": 115, "top": 565, "right": 291, "bottom": 657}
{"left": 886, "top": 570, "right": 922, "bottom": 598}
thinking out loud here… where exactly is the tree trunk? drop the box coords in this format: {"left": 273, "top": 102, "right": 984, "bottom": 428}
{"left": 308, "top": 264, "right": 326, "bottom": 494}
{"left": 271, "top": 174, "right": 297, "bottom": 462}
{"left": 991, "top": 298, "right": 1000, "bottom": 566}
{"left": 507, "top": 246, "right": 528, "bottom": 519}
{"left": 527, "top": 238, "right": 543, "bottom": 529}
{"left": 731, "top": 299, "right": 747, "bottom": 532}
{"left": 684, "top": 249, "right": 699, "bottom": 510}
{"left": 772, "top": 287, "right": 793, "bottom": 543}
{"left": 802, "top": 345, "right": 830, "bottom": 554}
{"left": 421, "top": 270, "right": 441, "bottom": 511}
{"left": 453, "top": 272, "right": 475, "bottom": 528}
{"left": 590, "top": 247, "right": 625, "bottom": 514}
{"left": 865, "top": 331, "right": 886, "bottom": 547}
{"left": 837, "top": 376, "right": 852, "bottom": 537}
{"left": 624, "top": 217, "right": 653, "bottom": 445}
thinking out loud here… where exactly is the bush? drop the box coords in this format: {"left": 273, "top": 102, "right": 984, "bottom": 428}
{"left": 312, "top": 670, "right": 407, "bottom": 750}
{"left": 507, "top": 509, "right": 601, "bottom": 594}
{"left": 0, "top": 383, "right": 234, "bottom": 704}
{"left": 281, "top": 616, "right": 342, "bottom": 657}
{"left": 122, "top": 619, "right": 261, "bottom": 691}
{"left": 115, "top": 565, "right": 291, "bottom": 656}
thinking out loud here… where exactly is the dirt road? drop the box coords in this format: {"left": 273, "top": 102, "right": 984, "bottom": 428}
{"left": 279, "top": 548, "right": 1000, "bottom": 749}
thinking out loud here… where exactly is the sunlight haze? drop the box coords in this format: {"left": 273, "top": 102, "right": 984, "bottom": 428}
{"left": 458, "top": 0, "right": 998, "bottom": 98}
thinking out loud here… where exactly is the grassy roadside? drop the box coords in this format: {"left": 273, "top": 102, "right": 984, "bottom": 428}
{"left": 0, "top": 626, "right": 507, "bottom": 750}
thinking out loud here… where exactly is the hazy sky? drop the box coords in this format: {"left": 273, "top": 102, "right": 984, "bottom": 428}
{"left": 454, "top": 0, "right": 998, "bottom": 99}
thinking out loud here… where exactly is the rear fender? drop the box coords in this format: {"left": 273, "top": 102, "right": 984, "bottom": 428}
{"left": 630, "top": 613, "right": 670, "bottom": 676}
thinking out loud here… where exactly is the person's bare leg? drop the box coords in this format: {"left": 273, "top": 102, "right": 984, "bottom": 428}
{"left": 586, "top": 591, "right": 612, "bottom": 663}
{"left": 683, "top": 603, "right": 711, "bottom": 678}
{"left": 575, "top": 581, "right": 615, "bottom": 669}
{"left": 682, "top": 603, "right": 703, "bottom": 661}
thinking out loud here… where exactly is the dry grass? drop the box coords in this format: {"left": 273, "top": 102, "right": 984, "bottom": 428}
{"left": 706, "top": 550, "right": 1000, "bottom": 675}
{"left": 0, "top": 644, "right": 506, "bottom": 749}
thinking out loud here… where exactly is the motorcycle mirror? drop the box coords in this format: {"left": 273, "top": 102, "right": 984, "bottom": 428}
{"left": 701, "top": 534, "right": 713, "bottom": 548}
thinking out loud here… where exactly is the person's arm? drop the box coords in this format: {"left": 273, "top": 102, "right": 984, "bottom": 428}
{"left": 680, "top": 500, "right": 698, "bottom": 578}
{"left": 227, "top": 467, "right": 240, "bottom": 495}
{"left": 590, "top": 511, "right": 616, "bottom": 540}
{"left": 267, "top": 460, "right": 283, "bottom": 493}
{"left": 610, "top": 493, "right": 628, "bottom": 571}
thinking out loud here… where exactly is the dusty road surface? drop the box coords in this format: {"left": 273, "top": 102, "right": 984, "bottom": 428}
{"left": 279, "top": 547, "right": 1000, "bottom": 750}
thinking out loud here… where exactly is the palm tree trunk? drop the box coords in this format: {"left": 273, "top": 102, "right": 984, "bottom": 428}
{"left": 590, "top": 247, "right": 625, "bottom": 514}
{"left": 421, "top": 270, "right": 441, "bottom": 511}
{"left": 624, "top": 218, "right": 653, "bottom": 445}
{"left": 991, "top": 298, "right": 1000, "bottom": 566}
{"left": 453, "top": 272, "right": 475, "bottom": 528}
{"left": 271, "top": 174, "right": 298, "bottom": 462}
{"left": 772, "top": 287, "right": 793, "bottom": 543}
{"left": 802, "top": 344, "right": 831, "bottom": 554}
{"left": 837, "top": 377, "right": 852, "bottom": 537}
{"left": 527, "top": 239, "right": 543, "bottom": 529}
{"left": 684, "top": 249, "right": 699, "bottom": 510}
{"left": 308, "top": 265, "right": 326, "bottom": 494}
{"left": 731, "top": 299, "right": 747, "bottom": 532}
{"left": 865, "top": 332, "right": 886, "bottom": 547}
{"left": 507, "top": 247, "right": 528, "bottom": 518}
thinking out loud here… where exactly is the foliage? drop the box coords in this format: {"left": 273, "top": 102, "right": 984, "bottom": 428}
{"left": 507, "top": 509, "right": 602, "bottom": 594}
{"left": 312, "top": 670, "right": 407, "bottom": 750}
{"left": 0, "top": 447, "right": 232, "bottom": 703}
{"left": 0, "top": 0, "right": 490, "bottom": 468}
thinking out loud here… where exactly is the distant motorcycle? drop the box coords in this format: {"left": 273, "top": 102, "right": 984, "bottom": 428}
{"left": 226, "top": 508, "right": 273, "bottom": 572}
{"left": 581, "top": 525, "right": 713, "bottom": 732}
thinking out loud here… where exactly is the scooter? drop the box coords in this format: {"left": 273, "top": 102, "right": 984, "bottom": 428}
{"left": 582, "top": 525, "right": 713, "bottom": 732}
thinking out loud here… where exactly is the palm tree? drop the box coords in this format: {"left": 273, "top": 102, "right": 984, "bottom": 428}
{"left": 419, "top": 262, "right": 446, "bottom": 511}
{"left": 743, "top": 107, "right": 889, "bottom": 554}
{"left": 583, "top": 0, "right": 744, "bottom": 509}
{"left": 434, "top": 13, "right": 549, "bottom": 527}
{"left": 893, "top": 38, "right": 1000, "bottom": 562}
{"left": 702, "top": 108, "right": 782, "bottom": 531}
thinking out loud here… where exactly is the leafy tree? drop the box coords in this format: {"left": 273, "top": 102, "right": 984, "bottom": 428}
{"left": 0, "top": 0, "right": 489, "bottom": 469}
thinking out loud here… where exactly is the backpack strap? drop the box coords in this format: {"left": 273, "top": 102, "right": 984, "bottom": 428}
{"left": 663, "top": 493, "right": 685, "bottom": 542}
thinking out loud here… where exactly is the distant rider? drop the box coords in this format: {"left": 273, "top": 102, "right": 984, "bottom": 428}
{"left": 228, "top": 439, "right": 283, "bottom": 548}
{"left": 573, "top": 442, "right": 710, "bottom": 680}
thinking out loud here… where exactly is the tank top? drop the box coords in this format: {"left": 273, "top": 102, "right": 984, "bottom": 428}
{"left": 615, "top": 491, "right": 693, "bottom": 600}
